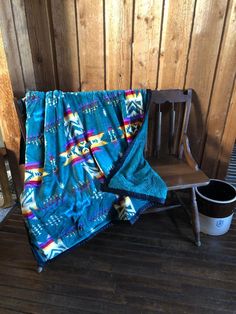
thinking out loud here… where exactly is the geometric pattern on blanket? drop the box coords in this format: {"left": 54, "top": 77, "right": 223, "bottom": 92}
{"left": 21, "top": 89, "right": 167, "bottom": 265}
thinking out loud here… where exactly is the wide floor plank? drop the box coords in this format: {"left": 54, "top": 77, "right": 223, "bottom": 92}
{"left": 0, "top": 205, "right": 235, "bottom": 313}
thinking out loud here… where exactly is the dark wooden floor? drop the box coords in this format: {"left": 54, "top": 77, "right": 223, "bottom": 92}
{"left": 0, "top": 204, "right": 236, "bottom": 314}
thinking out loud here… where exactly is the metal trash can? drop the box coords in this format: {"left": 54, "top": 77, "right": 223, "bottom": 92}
{"left": 196, "top": 179, "right": 236, "bottom": 236}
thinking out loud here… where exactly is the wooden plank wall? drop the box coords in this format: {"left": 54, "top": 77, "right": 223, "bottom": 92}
{"left": 0, "top": 29, "right": 22, "bottom": 197}
{"left": 0, "top": 0, "right": 235, "bottom": 179}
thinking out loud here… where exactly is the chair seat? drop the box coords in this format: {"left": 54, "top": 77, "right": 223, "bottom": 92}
{"left": 148, "top": 156, "right": 209, "bottom": 191}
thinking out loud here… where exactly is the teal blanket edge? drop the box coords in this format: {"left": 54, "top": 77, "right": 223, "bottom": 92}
{"left": 20, "top": 89, "right": 167, "bottom": 265}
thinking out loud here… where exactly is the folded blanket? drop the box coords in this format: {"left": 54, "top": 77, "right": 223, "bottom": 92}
{"left": 21, "top": 89, "right": 167, "bottom": 266}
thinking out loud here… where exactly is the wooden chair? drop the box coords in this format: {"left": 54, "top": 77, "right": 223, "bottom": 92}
{"left": 145, "top": 89, "right": 209, "bottom": 246}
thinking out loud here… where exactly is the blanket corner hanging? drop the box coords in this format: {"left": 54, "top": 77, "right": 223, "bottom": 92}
{"left": 20, "top": 89, "right": 167, "bottom": 265}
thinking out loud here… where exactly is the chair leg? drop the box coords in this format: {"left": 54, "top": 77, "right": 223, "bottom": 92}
{"left": 191, "top": 187, "right": 201, "bottom": 247}
{"left": 0, "top": 153, "right": 13, "bottom": 208}
{"left": 37, "top": 265, "right": 44, "bottom": 273}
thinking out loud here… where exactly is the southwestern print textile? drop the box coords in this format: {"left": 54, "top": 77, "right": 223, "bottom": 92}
{"left": 21, "top": 89, "right": 167, "bottom": 266}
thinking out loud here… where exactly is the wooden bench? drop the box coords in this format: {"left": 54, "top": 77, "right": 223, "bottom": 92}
{"left": 14, "top": 89, "right": 209, "bottom": 246}
{"left": 145, "top": 89, "right": 209, "bottom": 246}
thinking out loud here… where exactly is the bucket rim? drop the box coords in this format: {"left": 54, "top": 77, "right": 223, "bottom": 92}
{"left": 196, "top": 179, "right": 236, "bottom": 204}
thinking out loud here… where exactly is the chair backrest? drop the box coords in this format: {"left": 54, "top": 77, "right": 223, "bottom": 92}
{"left": 146, "top": 89, "right": 192, "bottom": 159}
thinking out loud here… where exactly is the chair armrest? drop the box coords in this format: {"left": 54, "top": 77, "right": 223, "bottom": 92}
{"left": 182, "top": 134, "right": 199, "bottom": 171}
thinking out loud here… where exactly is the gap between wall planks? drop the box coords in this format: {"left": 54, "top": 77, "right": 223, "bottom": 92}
{"left": 216, "top": 80, "right": 236, "bottom": 179}
{"left": 51, "top": 0, "right": 80, "bottom": 91}
{"left": 132, "top": 0, "right": 163, "bottom": 89}
{"left": 77, "top": 0, "right": 105, "bottom": 91}
{"left": 24, "top": 0, "right": 58, "bottom": 90}
{"left": 0, "top": 0, "right": 25, "bottom": 98}
{"left": 201, "top": 0, "right": 236, "bottom": 177}
{"left": 0, "top": 30, "right": 22, "bottom": 197}
{"left": 158, "top": 0, "right": 195, "bottom": 89}
{"left": 184, "top": 0, "right": 229, "bottom": 164}
{"left": 105, "top": 0, "right": 133, "bottom": 90}
{"left": 11, "top": 0, "right": 36, "bottom": 91}
{"left": 0, "top": 0, "right": 235, "bottom": 181}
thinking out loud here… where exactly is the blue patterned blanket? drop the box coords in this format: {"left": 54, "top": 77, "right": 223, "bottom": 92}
{"left": 20, "top": 89, "right": 167, "bottom": 266}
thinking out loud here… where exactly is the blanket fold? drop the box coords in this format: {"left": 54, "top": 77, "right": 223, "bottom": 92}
{"left": 21, "top": 89, "right": 167, "bottom": 265}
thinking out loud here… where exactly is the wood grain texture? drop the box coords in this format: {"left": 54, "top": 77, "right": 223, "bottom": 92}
{"left": 148, "top": 155, "right": 208, "bottom": 190}
{"left": 185, "top": 0, "right": 228, "bottom": 163}
{"left": 132, "top": 0, "right": 163, "bottom": 89}
{"left": 24, "top": 0, "right": 57, "bottom": 90}
{"left": 0, "top": 0, "right": 25, "bottom": 97}
{"left": 0, "top": 30, "right": 22, "bottom": 197}
{"left": 51, "top": 0, "right": 80, "bottom": 91}
{"left": 201, "top": 0, "right": 236, "bottom": 177}
{"left": 105, "top": 0, "right": 133, "bottom": 90}
{"left": 77, "top": 0, "right": 104, "bottom": 91}
{"left": 1, "top": 206, "right": 236, "bottom": 313}
{"left": 217, "top": 81, "right": 236, "bottom": 179}
{"left": 11, "top": 0, "right": 36, "bottom": 91}
{"left": 158, "top": 0, "right": 195, "bottom": 89}
{"left": 0, "top": 0, "right": 235, "bottom": 180}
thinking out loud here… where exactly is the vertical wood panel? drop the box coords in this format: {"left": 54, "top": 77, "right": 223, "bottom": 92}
{"left": 77, "top": 0, "right": 104, "bottom": 91}
{"left": 0, "top": 0, "right": 235, "bottom": 182}
{"left": 105, "top": 0, "right": 133, "bottom": 90}
{"left": 132, "top": 0, "right": 163, "bottom": 89}
{"left": 185, "top": 0, "right": 228, "bottom": 163}
{"left": 201, "top": 0, "right": 236, "bottom": 177}
{"left": 158, "top": 0, "right": 195, "bottom": 89}
{"left": 0, "top": 0, "right": 25, "bottom": 97}
{"left": 24, "top": 0, "right": 57, "bottom": 90}
{"left": 216, "top": 80, "right": 236, "bottom": 179}
{"left": 11, "top": 0, "right": 36, "bottom": 91}
{"left": 0, "top": 30, "right": 22, "bottom": 196}
{"left": 51, "top": 0, "right": 80, "bottom": 91}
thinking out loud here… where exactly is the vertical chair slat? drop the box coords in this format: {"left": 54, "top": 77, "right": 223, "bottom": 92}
{"left": 169, "top": 102, "right": 175, "bottom": 155}
{"left": 154, "top": 103, "right": 162, "bottom": 157}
